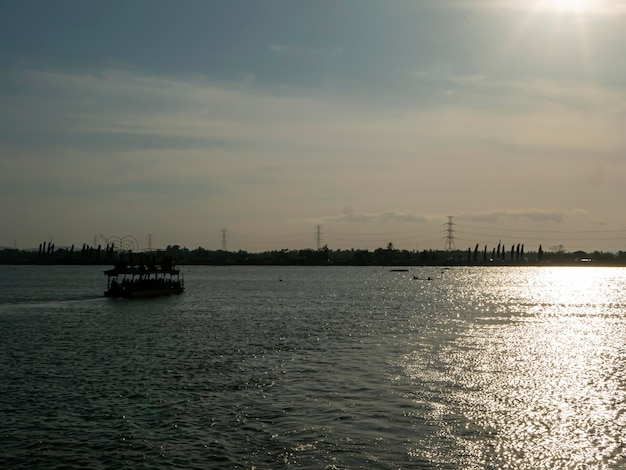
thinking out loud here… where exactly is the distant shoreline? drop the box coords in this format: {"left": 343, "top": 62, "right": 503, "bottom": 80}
{"left": 2, "top": 261, "right": 626, "bottom": 267}
{"left": 2, "top": 246, "right": 625, "bottom": 267}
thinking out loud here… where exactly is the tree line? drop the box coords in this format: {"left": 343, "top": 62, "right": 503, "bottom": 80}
{"left": 2, "top": 241, "right": 625, "bottom": 266}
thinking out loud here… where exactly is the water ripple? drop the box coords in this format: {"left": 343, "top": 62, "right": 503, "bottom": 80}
{"left": 1, "top": 266, "right": 625, "bottom": 468}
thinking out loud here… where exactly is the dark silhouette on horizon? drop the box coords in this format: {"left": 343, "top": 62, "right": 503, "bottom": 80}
{"left": 2, "top": 241, "right": 625, "bottom": 266}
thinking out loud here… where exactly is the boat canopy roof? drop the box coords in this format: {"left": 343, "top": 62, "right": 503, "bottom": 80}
{"left": 105, "top": 257, "right": 179, "bottom": 277}
{"left": 104, "top": 266, "right": 180, "bottom": 276}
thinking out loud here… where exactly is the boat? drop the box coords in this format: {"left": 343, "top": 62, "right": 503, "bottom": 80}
{"left": 104, "top": 257, "right": 184, "bottom": 298}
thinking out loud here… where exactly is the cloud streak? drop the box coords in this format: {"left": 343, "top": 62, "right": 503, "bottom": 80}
{"left": 318, "top": 210, "right": 434, "bottom": 225}
{"left": 5, "top": 66, "right": 625, "bottom": 158}
{"left": 436, "top": 0, "right": 626, "bottom": 15}
{"left": 457, "top": 209, "right": 581, "bottom": 224}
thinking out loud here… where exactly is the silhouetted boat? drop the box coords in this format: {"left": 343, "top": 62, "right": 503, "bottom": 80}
{"left": 104, "top": 258, "right": 184, "bottom": 298}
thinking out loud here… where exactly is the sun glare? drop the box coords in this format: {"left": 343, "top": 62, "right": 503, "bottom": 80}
{"left": 541, "top": 0, "right": 590, "bottom": 13}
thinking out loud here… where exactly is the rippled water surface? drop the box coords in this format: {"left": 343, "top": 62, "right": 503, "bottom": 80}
{"left": 1, "top": 265, "right": 625, "bottom": 469}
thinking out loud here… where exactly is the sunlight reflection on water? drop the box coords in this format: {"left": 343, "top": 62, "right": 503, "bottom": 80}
{"left": 400, "top": 267, "right": 626, "bottom": 469}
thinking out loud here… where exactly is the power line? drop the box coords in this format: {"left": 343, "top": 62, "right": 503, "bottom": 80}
{"left": 211, "top": 217, "right": 625, "bottom": 251}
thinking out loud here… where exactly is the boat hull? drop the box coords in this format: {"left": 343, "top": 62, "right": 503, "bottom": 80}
{"left": 104, "top": 288, "right": 184, "bottom": 298}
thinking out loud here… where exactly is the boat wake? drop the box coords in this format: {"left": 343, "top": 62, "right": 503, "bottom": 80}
{"left": 0, "top": 295, "right": 105, "bottom": 310}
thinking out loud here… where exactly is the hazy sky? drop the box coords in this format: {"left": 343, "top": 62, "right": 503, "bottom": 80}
{"left": 2, "top": 0, "right": 626, "bottom": 252}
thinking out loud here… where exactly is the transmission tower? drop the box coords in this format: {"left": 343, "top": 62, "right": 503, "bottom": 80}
{"left": 221, "top": 228, "right": 227, "bottom": 251}
{"left": 444, "top": 216, "right": 456, "bottom": 251}
{"left": 315, "top": 225, "right": 323, "bottom": 249}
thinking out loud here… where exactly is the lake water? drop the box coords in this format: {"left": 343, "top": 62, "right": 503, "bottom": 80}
{"left": 1, "top": 265, "right": 625, "bottom": 469}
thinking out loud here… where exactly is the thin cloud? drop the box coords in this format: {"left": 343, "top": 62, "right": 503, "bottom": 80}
{"left": 435, "top": 0, "right": 626, "bottom": 15}
{"left": 457, "top": 209, "right": 584, "bottom": 223}
{"left": 318, "top": 211, "right": 437, "bottom": 224}
{"left": 448, "top": 74, "right": 488, "bottom": 85}
{"left": 268, "top": 44, "right": 344, "bottom": 57}
{"left": 317, "top": 208, "right": 588, "bottom": 226}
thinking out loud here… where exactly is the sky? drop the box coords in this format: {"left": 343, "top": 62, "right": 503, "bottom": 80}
{"left": 1, "top": 0, "right": 626, "bottom": 253}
